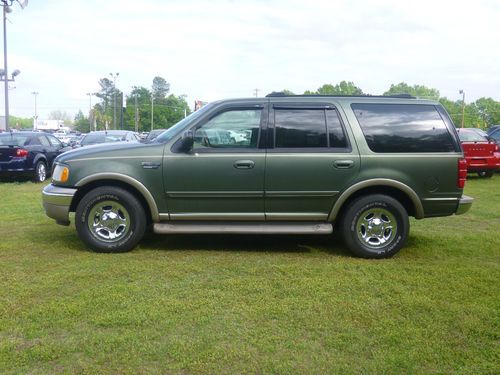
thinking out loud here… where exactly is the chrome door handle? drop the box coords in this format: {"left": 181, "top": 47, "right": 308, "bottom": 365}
{"left": 333, "top": 160, "right": 354, "bottom": 169}
{"left": 234, "top": 160, "right": 255, "bottom": 169}
{"left": 141, "top": 162, "right": 161, "bottom": 169}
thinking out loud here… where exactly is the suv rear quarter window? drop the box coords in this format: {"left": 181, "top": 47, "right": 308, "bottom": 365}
{"left": 351, "top": 103, "right": 457, "bottom": 153}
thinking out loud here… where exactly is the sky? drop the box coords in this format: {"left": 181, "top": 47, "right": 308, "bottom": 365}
{"left": 3, "top": 0, "right": 499, "bottom": 120}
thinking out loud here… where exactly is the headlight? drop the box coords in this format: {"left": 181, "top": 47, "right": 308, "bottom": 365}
{"left": 52, "top": 164, "right": 70, "bottom": 183}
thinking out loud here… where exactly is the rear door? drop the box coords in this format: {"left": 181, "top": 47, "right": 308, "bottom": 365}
{"left": 264, "top": 102, "right": 360, "bottom": 221}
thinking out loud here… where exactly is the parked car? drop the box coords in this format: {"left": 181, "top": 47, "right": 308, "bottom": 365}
{"left": 42, "top": 94, "right": 473, "bottom": 258}
{"left": 457, "top": 128, "right": 500, "bottom": 178}
{"left": 0, "top": 131, "right": 71, "bottom": 182}
{"left": 486, "top": 125, "right": 500, "bottom": 135}
{"left": 144, "top": 129, "right": 167, "bottom": 142}
{"left": 76, "top": 130, "right": 140, "bottom": 148}
{"left": 487, "top": 128, "right": 500, "bottom": 147}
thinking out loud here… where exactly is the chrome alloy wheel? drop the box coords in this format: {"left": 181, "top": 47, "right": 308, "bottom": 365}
{"left": 37, "top": 163, "right": 46, "bottom": 181}
{"left": 356, "top": 208, "right": 397, "bottom": 249}
{"left": 87, "top": 200, "right": 130, "bottom": 242}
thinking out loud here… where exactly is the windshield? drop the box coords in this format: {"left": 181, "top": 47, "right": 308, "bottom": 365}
{"left": 154, "top": 104, "right": 214, "bottom": 143}
{"left": 81, "top": 133, "right": 127, "bottom": 145}
{"left": 458, "top": 130, "right": 487, "bottom": 142}
{"left": 0, "top": 133, "right": 31, "bottom": 146}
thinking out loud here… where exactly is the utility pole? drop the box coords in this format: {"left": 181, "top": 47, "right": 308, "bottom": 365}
{"left": 151, "top": 95, "right": 154, "bottom": 131}
{"left": 1, "top": 0, "right": 27, "bottom": 131}
{"left": 459, "top": 89, "right": 465, "bottom": 128}
{"left": 253, "top": 88, "right": 259, "bottom": 97}
{"left": 134, "top": 94, "right": 139, "bottom": 133}
{"left": 31, "top": 91, "right": 38, "bottom": 130}
{"left": 86, "top": 92, "right": 94, "bottom": 132}
{"left": 110, "top": 72, "right": 119, "bottom": 129}
{"left": 120, "top": 92, "right": 124, "bottom": 130}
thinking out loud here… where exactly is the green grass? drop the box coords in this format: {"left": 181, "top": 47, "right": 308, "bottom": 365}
{"left": 0, "top": 177, "right": 499, "bottom": 374}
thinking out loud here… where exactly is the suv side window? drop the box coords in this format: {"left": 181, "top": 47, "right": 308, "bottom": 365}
{"left": 352, "top": 104, "right": 456, "bottom": 153}
{"left": 38, "top": 136, "right": 50, "bottom": 147}
{"left": 274, "top": 108, "right": 348, "bottom": 149}
{"left": 46, "top": 135, "right": 62, "bottom": 148}
{"left": 193, "top": 109, "right": 262, "bottom": 149}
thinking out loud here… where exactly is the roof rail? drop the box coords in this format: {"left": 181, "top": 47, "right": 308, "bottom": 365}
{"left": 265, "top": 92, "right": 416, "bottom": 99}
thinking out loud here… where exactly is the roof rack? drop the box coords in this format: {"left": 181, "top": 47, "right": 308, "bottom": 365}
{"left": 265, "top": 92, "right": 416, "bottom": 99}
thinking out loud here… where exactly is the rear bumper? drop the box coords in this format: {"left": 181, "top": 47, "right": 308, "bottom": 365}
{"left": 456, "top": 195, "right": 474, "bottom": 215}
{"left": 42, "top": 184, "right": 77, "bottom": 226}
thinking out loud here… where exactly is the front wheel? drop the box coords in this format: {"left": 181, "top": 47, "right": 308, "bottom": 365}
{"left": 75, "top": 186, "right": 146, "bottom": 253}
{"left": 340, "top": 194, "right": 409, "bottom": 259}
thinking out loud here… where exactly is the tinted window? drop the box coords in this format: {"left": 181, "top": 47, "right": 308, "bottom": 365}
{"left": 193, "top": 109, "right": 262, "bottom": 149}
{"left": 47, "top": 135, "right": 62, "bottom": 147}
{"left": 39, "top": 136, "right": 51, "bottom": 147}
{"left": 327, "top": 110, "right": 348, "bottom": 148}
{"left": 352, "top": 104, "right": 456, "bottom": 153}
{"left": 275, "top": 109, "right": 327, "bottom": 148}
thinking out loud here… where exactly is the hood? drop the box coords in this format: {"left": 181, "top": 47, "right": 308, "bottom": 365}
{"left": 55, "top": 142, "right": 157, "bottom": 164}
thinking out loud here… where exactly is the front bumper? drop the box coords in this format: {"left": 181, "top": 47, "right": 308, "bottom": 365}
{"left": 42, "top": 184, "right": 77, "bottom": 226}
{"left": 456, "top": 195, "right": 474, "bottom": 215}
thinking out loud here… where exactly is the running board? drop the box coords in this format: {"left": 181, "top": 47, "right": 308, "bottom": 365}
{"left": 153, "top": 222, "right": 333, "bottom": 235}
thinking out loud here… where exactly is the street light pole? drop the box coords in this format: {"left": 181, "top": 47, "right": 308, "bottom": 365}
{"left": 1, "top": 0, "right": 27, "bottom": 132}
{"left": 459, "top": 89, "right": 465, "bottom": 128}
{"left": 31, "top": 91, "right": 38, "bottom": 130}
{"left": 109, "top": 72, "right": 119, "bottom": 130}
{"left": 151, "top": 95, "right": 154, "bottom": 131}
{"left": 3, "top": 4, "right": 9, "bottom": 131}
{"left": 86, "top": 92, "right": 94, "bottom": 133}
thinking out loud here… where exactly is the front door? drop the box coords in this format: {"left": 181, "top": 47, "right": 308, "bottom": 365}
{"left": 264, "top": 102, "right": 360, "bottom": 221}
{"left": 164, "top": 103, "right": 268, "bottom": 220}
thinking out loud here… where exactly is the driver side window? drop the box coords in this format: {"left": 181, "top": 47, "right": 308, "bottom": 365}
{"left": 193, "top": 109, "right": 262, "bottom": 149}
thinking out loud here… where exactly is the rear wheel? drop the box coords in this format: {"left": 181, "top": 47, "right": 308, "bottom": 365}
{"left": 341, "top": 194, "right": 409, "bottom": 259}
{"left": 477, "top": 170, "right": 494, "bottom": 178}
{"left": 33, "top": 161, "right": 47, "bottom": 182}
{"left": 75, "top": 186, "right": 146, "bottom": 253}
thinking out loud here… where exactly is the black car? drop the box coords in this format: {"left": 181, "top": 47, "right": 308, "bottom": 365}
{"left": 0, "top": 131, "right": 70, "bottom": 182}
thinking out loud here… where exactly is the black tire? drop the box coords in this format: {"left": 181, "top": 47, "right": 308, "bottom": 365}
{"left": 33, "top": 161, "right": 47, "bottom": 183}
{"left": 75, "top": 186, "right": 146, "bottom": 253}
{"left": 477, "top": 170, "right": 494, "bottom": 178}
{"left": 340, "top": 194, "right": 409, "bottom": 259}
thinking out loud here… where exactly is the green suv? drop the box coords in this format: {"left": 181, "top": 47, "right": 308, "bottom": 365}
{"left": 42, "top": 94, "right": 473, "bottom": 258}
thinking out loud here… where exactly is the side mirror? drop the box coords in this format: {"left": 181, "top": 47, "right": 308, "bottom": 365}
{"left": 177, "top": 130, "right": 194, "bottom": 153}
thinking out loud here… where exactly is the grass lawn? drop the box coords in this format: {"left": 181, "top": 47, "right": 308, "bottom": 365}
{"left": 0, "top": 176, "right": 499, "bottom": 374}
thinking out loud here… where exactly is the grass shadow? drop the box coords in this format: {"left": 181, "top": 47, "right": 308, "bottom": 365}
{"left": 139, "top": 230, "right": 351, "bottom": 256}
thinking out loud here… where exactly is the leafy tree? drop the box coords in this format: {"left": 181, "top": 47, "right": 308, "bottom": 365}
{"left": 9, "top": 116, "right": 33, "bottom": 129}
{"left": 152, "top": 76, "right": 170, "bottom": 100}
{"left": 281, "top": 89, "right": 295, "bottom": 95}
{"left": 384, "top": 83, "right": 439, "bottom": 99}
{"left": 474, "top": 97, "right": 500, "bottom": 126}
{"left": 95, "top": 77, "right": 123, "bottom": 129}
{"left": 48, "top": 110, "right": 71, "bottom": 125}
{"left": 73, "top": 110, "right": 91, "bottom": 133}
{"left": 305, "top": 81, "right": 364, "bottom": 95}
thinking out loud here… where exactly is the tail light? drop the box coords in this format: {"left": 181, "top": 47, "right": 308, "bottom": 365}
{"left": 16, "top": 148, "right": 28, "bottom": 157}
{"left": 457, "top": 158, "right": 467, "bottom": 188}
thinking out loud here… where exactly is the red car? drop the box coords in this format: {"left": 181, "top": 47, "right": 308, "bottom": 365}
{"left": 457, "top": 128, "right": 500, "bottom": 178}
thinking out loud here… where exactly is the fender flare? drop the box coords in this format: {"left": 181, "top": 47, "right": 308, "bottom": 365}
{"left": 328, "top": 178, "right": 424, "bottom": 221}
{"left": 75, "top": 172, "right": 160, "bottom": 222}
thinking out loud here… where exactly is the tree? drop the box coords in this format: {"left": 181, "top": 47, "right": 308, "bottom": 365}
{"left": 474, "top": 97, "right": 500, "bottom": 127}
{"left": 152, "top": 76, "right": 170, "bottom": 100}
{"left": 73, "top": 110, "right": 90, "bottom": 133}
{"left": 281, "top": 89, "right": 295, "bottom": 95}
{"left": 48, "top": 110, "right": 72, "bottom": 125}
{"left": 95, "top": 77, "right": 123, "bottom": 130}
{"left": 384, "top": 83, "right": 439, "bottom": 99}
{"left": 305, "top": 81, "right": 364, "bottom": 95}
